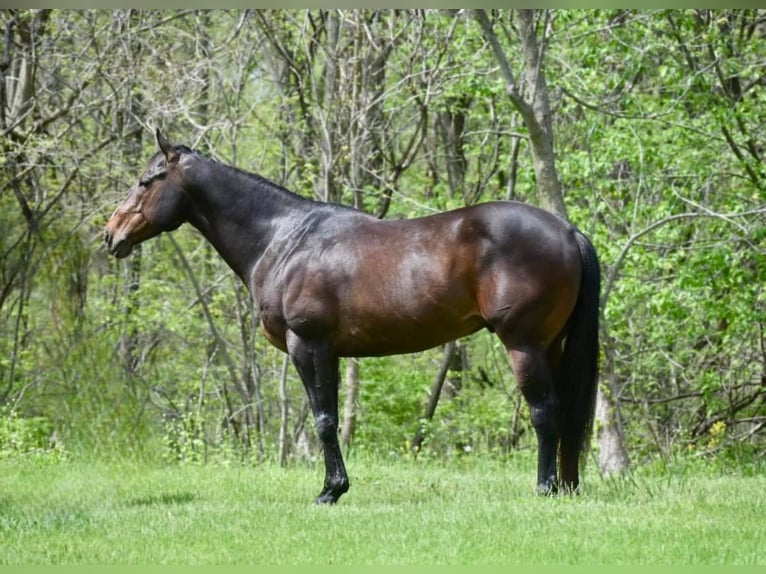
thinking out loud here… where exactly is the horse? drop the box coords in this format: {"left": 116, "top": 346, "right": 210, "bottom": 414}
{"left": 105, "top": 129, "right": 600, "bottom": 504}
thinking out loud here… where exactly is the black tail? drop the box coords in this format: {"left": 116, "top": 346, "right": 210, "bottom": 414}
{"left": 556, "top": 229, "right": 600, "bottom": 489}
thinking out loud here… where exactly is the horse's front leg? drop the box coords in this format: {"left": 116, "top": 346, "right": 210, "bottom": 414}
{"left": 286, "top": 331, "right": 349, "bottom": 504}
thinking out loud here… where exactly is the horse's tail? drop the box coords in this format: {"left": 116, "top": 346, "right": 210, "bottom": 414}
{"left": 556, "top": 228, "right": 600, "bottom": 491}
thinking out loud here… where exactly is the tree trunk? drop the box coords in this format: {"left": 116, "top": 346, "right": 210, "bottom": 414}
{"left": 515, "top": 10, "right": 569, "bottom": 218}
{"left": 119, "top": 244, "right": 142, "bottom": 376}
{"left": 118, "top": 113, "right": 143, "bottom": 377}
{"left": 0, "top": 11, "right": 49, "bottom": 404}
{"left": 594, "top": 390, "right": 629, "bottom": 474}
{"left": 278, "top": 354, "right": 290, "bottom": 466}
{"left": 340, "top": 358, "right": 359, "bottom": 448}
{"left": 435, "top": 95, "right": 470, "bottom": 199}
{"left": 412, "top": 341, "right": 457, "bottom": 453}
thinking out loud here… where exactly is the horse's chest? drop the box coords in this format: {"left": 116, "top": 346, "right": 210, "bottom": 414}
{"left": 251, "top": 277, "right": 289, "bottom": 352}
{"left": 258, "top": 305, "right": 288, "bottom": 352}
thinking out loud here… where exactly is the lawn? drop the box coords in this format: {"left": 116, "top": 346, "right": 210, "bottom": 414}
{"left": 0, "top": 452, "right": 763, "bottom": 564}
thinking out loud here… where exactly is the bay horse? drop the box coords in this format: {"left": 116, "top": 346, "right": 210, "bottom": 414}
{"left": 105, "top": 129, "right": 600, "bottom": 504}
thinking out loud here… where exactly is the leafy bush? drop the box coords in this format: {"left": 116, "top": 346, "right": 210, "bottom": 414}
{"left": 0, "top": 408, "right": 65, "bottom": 460}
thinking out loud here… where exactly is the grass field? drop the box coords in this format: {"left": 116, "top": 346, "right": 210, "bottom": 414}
{"left": 0, "top": 452, "right": 763, "bottom": 565}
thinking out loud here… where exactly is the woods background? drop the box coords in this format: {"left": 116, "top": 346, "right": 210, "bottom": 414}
{"left": 1, "top": 10, "right": 764, "bottom": 473}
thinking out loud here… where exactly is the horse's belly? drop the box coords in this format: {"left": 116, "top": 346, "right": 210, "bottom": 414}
{"left": 333, "top": 312, "right": 487, "bottom": 357}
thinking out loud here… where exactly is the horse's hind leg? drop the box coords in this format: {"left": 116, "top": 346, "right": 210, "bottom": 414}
{"left": 286, "top": 331, "right": 349, "bottom": 504}
{"left": 508, "top": 345, "right": 559, "bottom": 495}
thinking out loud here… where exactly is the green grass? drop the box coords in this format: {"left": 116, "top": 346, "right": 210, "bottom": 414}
{"left": 0, "top": 452, "right": 763, "bottom": 564}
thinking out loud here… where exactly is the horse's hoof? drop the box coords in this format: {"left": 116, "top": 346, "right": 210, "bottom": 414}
{"left": 314, "top": 479, "right": 350, "bottom": 505}
{"left": 314, "top": 492, "right": 339, "bottom": 505}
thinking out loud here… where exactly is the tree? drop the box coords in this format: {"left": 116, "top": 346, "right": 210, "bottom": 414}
{"left": 552, "top": 9, "right": 765, "bottom": 460}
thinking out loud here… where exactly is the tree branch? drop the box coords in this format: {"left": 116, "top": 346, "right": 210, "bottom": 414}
{"left": 472, "top": 10, "right": 529, "bottom": 114}
{"left": 601, "top": 206, "right": 766, "bottom": 312}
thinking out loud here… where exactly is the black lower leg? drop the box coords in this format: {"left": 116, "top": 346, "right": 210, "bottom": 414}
{"left": 287, "top": 332, "right": 350, "bottom": 504}
{"left": 530, "top": 393, "right": 560, "bottom": 495}
{"left": 510, "top": 346, "right": 560, "bottom": 495}
{"left": 314, "top": 413, "right": 349, "bottom": 504}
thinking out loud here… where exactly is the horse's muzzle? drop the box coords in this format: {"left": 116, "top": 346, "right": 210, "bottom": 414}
{"left": 104, "top": 228, "right": 132, "bottom": 258}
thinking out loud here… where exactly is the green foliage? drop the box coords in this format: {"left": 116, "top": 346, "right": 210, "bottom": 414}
{"left": 348, "top": 355, "right": 431, "bottom": 454}
{"left": 427, "top": 385, "right": 518, "bottom": 456}
{"left": 0, "top": 408, "right": 65, "bottom": 460}
{"left": 553, "top": 9, "right": 765, "bottom": 465}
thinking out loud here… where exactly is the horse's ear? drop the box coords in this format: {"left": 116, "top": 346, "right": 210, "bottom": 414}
{"left": 156, "top": 128, "right": 180, "bottom": 164}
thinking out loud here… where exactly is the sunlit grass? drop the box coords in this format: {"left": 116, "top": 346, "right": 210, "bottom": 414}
{"left": 0, "top": 452, "right": 763, "bottom": 564}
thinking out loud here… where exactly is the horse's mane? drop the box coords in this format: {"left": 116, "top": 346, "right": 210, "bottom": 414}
{"left": 176, "top": 144, "right": 309, "bottom": 203}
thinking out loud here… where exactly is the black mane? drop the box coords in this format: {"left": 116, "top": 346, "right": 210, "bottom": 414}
{"left": 177, "top": 143, "right": 312, "bottom": 205}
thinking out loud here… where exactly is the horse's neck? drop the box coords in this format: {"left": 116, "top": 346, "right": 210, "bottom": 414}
{"left": 184, "top": 164, "right": 306, "bottom": 283}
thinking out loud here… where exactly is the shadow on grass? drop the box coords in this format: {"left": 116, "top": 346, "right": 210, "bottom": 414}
{"left": 127, "top": 492, "right": 197, "bottom": 507}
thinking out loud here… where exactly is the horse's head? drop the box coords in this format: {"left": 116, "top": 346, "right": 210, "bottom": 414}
{"left": 105, "top": 129, "right": 190, "bottom": 258}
